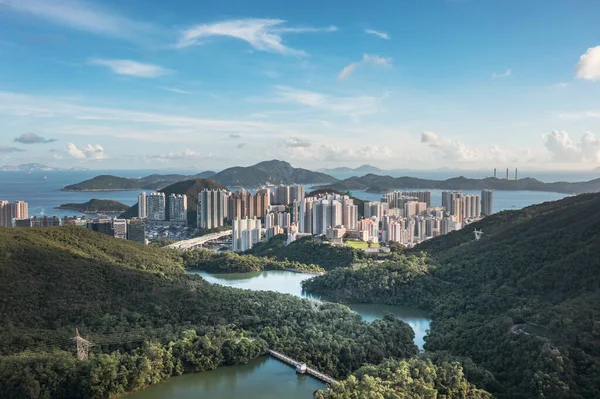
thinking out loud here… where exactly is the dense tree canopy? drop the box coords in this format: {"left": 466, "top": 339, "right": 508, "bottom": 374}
{"left": 0, "top": 226, "right": 417, "bottom": 398}
{"left": 304, "top": 193, "right": 600, "bottom": 398}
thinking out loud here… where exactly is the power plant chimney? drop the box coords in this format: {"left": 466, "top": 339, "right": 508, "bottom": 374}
{"left": 515, "top": 168, "right": 518, "bottom": 180}
{"left": 494, "top": 168, "right": 497, "bottom": 178}
{"left": 506, "top": 168, "right": 509, "bottom": 180}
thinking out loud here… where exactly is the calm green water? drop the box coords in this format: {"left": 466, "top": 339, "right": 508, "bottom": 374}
{"left": 190, "top": 270, "right": 431, "bottom": 349}
{"left": 129, "top": 270, "right": 431, "bottom": 398}
{"left": 124, "top": 356, "right": 324, "bottom": 399}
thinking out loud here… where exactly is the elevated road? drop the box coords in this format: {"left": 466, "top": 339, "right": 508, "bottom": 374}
{"left": 167, "top": 229, "right": 232, "bottom": 251}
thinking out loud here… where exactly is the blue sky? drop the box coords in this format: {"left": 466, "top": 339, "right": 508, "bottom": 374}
{"left": 1, "top": 0, "right": 600, "bottom": 171}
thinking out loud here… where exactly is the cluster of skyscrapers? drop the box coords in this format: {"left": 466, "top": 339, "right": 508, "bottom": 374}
{"left": 138, "top": 192, "right": 188, "bottom": 225}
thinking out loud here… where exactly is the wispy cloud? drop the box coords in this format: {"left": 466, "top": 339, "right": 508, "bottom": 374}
{"left": 146, "top": 149, "right": 199, "bottom": 161}
{"left": 89, "top": 58, "right": 169, "bottom": 78}
{"left": 2, "top": 0, "right": 155, "bottom": 42}
{"left": 271, "top": 86, "right": 385, "bottom": 119}
{"left": 0, "top": 146, "right": 26, "bottom": 153}
{"left": 338, "top": 54, "right": 392, "bottom": 80}
{"left": 576, "top": 46, "right": 600, "bottom": 81}
{"left": 14, "top": 133, "right": 57, "bottom": 144}
{"left": 162, "top": 87, "right": 192, "bottom": 94}
{"left": 0, "top": 91, "right": 275, "bottom": 141}
{"left": 365, "top": 29, "right": 389, "bottom": 40}
{"left": 176, "top": 18, "right": 336, "bottom": 55}
{"left": 491, "top": 69, "right": 512, "bottom": 79}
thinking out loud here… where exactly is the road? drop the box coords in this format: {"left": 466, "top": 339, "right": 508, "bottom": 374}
{"left": 167, "top": 229, "right": 233, "bottom": 250}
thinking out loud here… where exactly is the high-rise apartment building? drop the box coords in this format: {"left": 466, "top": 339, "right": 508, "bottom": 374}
{"left": 232, "top": 217, "right": 262, "bottom": 251}
{"left": 290, "top": 185, "right": 305, "bottom": 204}
{"left": 112, "top": 218, "right": 127, "bottom": 239}
{"left": 384, "top": 191, "right": 431, "bottom": 208}
{"left": 0, "top": 200, "right": 11, "bottom": 227}
{"left": 87, "top": 217, "right": 113, "bottom": 236}
{"left": 12, "top": 201, "right": 28, "bottom": 220}
{"left": 198, "top": 189, "right": 227, "bottom": 229}
{"left": 127, "top": 218, "right": 145, "bottom": 243}
{"left": 168, "top": 194, "right": 187, "bottom": 224}
{"left": 146, "top": 193, "right": 166, "bottom": 221}
{"left": 364, "top": 202, "right": 389, "bottom": 220}
{"left": 138, "top": 192, "right": 147, "bottom": 218}
{"left": 481, "top": 189, "right": 494, "bottom": 216}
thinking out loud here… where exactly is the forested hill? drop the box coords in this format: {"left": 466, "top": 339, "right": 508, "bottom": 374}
{"left": 210, "top": 159, "right": 338, "bottom": 186}
{"left": 303, "top": 192, "right": 600, "bottom": 398}
{"left": 56, "top": 199, "right": 130, "bottom": 213}
{"left": 315, "top": 173, "right": 600, "bottom": 194}
{"left": 0, "top": 227, "right": 425, "bottom": 398}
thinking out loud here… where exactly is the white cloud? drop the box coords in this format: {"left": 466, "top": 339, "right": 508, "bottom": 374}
{"left": 272, "top": 86, "right": 384, "bottom": 118}
{"left": 543, "top": 130, "right": 600, "bottom": 163}
{"left": 147, "top": 149, "right": 198, "bottom": 160}
{"left": 282, "top": 137, "right": 311, "bottom": 148}
{"left": 89, "top": 58, "right": 169, "bottom": 78}
{"left": 365, "top": 29, "right": 389, "bottom": 40}
{"left": 338, "top": 54, "right": 392, "bottom": 80}
{"left": 492, "top": 69, "right": 512, "bottom": 79}
{"left": 67, "top": 143, "right": 107, "bottom": 160}
{"left": 162, "top": 87, "right": 192, "bottom": 94}
{"left": 421, "top": 131, "right": 479, "bottom": 161}
{"left": 177, "top": 18, "right": 336, "bottom": 55}
{"left": 3, "top": 0, "right": 154, "bottom": 42}
{"left": 576, "top": 46, "right": 600, "bottom": 81}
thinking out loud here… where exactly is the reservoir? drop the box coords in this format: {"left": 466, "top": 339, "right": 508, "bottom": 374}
{"left": 126, "top": 270, "right": 431, "bottom": 398}
{"left": 124, "top": 356, "right": 324, "bottom": 399}
{"left": 191, "top": 270, "right": 431, "bottom": 350}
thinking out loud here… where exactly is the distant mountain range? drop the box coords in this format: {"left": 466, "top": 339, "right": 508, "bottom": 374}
{"left": 319, "top": 164, "right": 383, "bottom": 175}
{"left": 0, "top": 163, "right": 89, "bottom": 172}
{"left": 63, "top": 160, "right": 337, "bottom": 191}
{"left": 315, "top": 174, "right": 600, "bottom": 194}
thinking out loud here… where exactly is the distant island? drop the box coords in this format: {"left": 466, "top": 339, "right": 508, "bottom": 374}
{"left": 0, "top": 163, "right": 89, "bottom": 172}
{"left": 62, "top": 160, "right": 337, "bottom": 191}
{"left": 56, "top": 199, "right": 130, "bottom": 214}
{"left": 315, "top": 173, "right": 600, "bottom": 195}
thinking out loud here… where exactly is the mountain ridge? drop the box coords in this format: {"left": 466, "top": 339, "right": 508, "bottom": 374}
{"left": 315, "top": 173, "right": 600, "bottom": 194}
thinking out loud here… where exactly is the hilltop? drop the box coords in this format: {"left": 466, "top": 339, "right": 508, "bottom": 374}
{"left": 316, "top": 173, "right": 600, "bottom": 194}
{"left": 0, "top": 226, "right": 419, "bottom": 397}
{"left": 62, "top": 171, "right": 218, "bottom": 192}
{"left": 210, "top": 159, "right": 338, "bottom": 187}
{"left": 303, "top": 192, "right": 600, "bottom": 398}
{"left": 56, "top": 199, "right": 130, "bottom": 213}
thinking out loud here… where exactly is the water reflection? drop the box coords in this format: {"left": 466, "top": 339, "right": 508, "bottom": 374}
{"left": 189, "top": 270, "right": 431, "bottom": 350}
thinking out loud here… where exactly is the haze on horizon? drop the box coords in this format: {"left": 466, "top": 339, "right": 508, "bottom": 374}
{"left": 1, "top": 0, "right": 600, "bottom": 172}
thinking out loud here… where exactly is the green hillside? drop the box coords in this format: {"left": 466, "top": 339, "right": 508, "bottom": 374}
{"left": 303, "top": 193, "right": 600, "bottom": 398}
{"left": 0, "top": 226, "right": 420, "bottom": 398}
{"left": 63, "top": 175, "right": 142, "bottom": 191}
{"left": 56, "top": 199, "right": 130, "bottom": 213}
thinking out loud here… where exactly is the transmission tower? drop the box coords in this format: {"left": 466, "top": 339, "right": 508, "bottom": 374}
{"left": 473, "top": 229, "right": 484, "bottom": 241}
{"left": 73, "top": 329, "right": 94, "bottom": 361}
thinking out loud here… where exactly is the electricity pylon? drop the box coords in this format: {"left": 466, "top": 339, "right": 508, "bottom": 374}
{"left": 473, "top": 229, "right": 484, "bottom": 241}
{"left": 73, "top": 329, "right": 94, "bottom": 361}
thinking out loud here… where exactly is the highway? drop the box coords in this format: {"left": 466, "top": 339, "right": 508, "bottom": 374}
{"left": 167, "top": 229, "right": 233, "bottom": 251}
